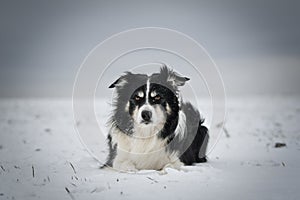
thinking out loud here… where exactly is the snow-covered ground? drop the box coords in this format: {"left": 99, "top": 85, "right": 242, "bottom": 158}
{"left": 1, "top": 96, "right": 300, "bottom": 200}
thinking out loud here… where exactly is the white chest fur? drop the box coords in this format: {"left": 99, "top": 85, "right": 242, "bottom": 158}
{"left": 110, "top": 127, "right": 182, "bottom": 171}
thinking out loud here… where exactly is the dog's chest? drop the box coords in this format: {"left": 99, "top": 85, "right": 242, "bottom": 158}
{"left": 110, "top": 129, "right": 179, "bottom": 170}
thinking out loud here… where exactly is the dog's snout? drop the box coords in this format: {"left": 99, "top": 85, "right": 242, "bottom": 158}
{"left": 141, "top": 110, "right": 152, "bottom": 122}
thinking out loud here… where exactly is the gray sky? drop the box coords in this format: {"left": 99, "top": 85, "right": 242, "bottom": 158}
{"left": 0, "top": 0, "right": 300, "bottom": 97}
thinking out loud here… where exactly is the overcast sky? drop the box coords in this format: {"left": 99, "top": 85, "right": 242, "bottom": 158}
{"left": 0, "top": 0, "right": 299, "bottom": 97}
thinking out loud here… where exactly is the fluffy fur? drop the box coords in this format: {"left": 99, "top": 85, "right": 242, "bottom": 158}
{"left": 103, "top": 65, "right": 209, "bottom": 171}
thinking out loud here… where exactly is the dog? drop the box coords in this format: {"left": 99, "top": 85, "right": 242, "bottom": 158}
{"left": 103, "top": 65, "right": 208, "bottom": 171}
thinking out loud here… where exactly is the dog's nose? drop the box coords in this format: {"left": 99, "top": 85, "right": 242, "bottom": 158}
{"left": 141, "top": 110, "right": 152, "bottom": 122}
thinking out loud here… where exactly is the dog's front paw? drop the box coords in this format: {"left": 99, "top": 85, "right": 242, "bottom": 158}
{"left": 113, "top": 160, "right": 137, "bottom": 173}
{"left": 159, "top": 161, "right": 184, "bottom": 174}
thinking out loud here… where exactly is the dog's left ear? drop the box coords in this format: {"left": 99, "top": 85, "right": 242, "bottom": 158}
{"left": 168, "top": 74, "right": 190, "bottom": 87}
{"left": 161, "top": 65, "right": 190, "bottom": 87}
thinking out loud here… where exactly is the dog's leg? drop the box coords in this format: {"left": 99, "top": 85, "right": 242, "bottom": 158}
{"left": 197, "top": 129, "right": 209, "bottom": 162}
{"left": 179, "top": 122, "right": 208, "bottom": 164}
{"left": 113, "top": 156, "right": 137, "bottom": 172}
{"left": 159, "top": 159, "right": 183, "bottom": 174}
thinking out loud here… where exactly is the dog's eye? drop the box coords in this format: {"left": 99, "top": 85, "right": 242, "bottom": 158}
{"left": 154, "top": 95, "right": 161, "bottom": 100}
{"left": 135, "top": 96, "right": 141, "bottom": 101}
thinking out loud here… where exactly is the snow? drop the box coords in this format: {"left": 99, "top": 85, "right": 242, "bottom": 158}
{"left": 0, "top": 96, "right": 300, "bottom": 200}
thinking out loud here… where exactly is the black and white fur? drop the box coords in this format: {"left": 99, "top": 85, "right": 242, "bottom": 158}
{"left": 104, "top": 65, "right": 208, "bottom": 171}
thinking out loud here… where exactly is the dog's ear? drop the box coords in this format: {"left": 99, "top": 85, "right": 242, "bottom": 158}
{"left": 109, "top": 77, "right": 127, "bottom": 88}
{"left": 160, "top": 65, "right": 190, "bottom": 87}
{"left": 108, "top": 72, "right": 132, "bottom": 88}
{"left": 108, "top": 78, "right": 121, "bottom": 88}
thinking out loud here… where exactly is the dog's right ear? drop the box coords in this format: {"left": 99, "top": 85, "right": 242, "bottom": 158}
{"left": 109, "top": 78, "right": 127, "bottom": 88}
{"left": 108, "top": 73, "right": 131, "bottom": 88}
{"left": 108, "top": 78, "right": 120, "bottom": 88}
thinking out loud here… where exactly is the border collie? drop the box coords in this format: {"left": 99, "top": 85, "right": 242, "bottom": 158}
{"left": 104, "top": 65, "right": 208, "bottom": 172}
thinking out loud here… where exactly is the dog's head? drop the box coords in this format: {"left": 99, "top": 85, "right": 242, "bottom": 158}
{"left": 109, "top": 65, "right": 189, "bottom": 138}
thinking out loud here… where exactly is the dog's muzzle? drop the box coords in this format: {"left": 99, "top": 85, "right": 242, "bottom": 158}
{"left": 141, "top": 110, "right": 152, "bottom": 124}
